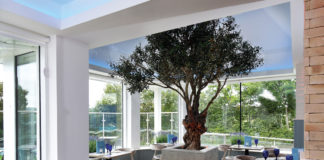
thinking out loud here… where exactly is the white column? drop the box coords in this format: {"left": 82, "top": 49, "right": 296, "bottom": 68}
{"left": 178, "top": 95, "right": 187, "bottom": 144}
{"left": 46, "top": 35, "right": 89, "bottom": 160}
{"left": 3, "top": 55, "right": 16, "bottom": 160}
{"left": 125, "top": 90, "right": 140, "bottom": 149}
{"left": 154, "top": 87, "right": 162, "bottom": 136}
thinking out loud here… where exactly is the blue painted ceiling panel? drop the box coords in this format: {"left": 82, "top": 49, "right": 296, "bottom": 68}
{"left": 14, "top": 0, "right": 112, "bottom": 19}
{"left": 89, "top": 3, "right": 293, "bottom": 74}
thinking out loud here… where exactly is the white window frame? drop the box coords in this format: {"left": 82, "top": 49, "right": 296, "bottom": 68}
{"left": 0, "top": 22, "right": 49, "bottom": 160}
{"left": 89, "top": 71, "right": 125, "bottom": 149}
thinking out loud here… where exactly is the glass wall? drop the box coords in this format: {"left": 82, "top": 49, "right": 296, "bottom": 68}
{"left": 140, "top": 89, "right": 154, "bottom": 146}
{"left": 16, "top": 51, "right": 40, "bottom": 160}
{"left": 140, "top": 88, "right": 179, "bottom": 146}
{"left": 161, "top": 90, "right": 179, "bottom": 138}
{"left": 89, "top": 79, "right": 123, "bottom": 152}
{"left": 200, "top": 80, "right": 296, "bottom": 150}
{"left": 0, "top": 65, "right": 3, "bottom": 159}
{"left": 241, "top": 80, "right": 296, "bottom": 149}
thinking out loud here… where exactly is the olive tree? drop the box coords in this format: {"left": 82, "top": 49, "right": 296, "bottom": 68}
{"left": 112, "top": 17, "right": 263, "bottom": 150}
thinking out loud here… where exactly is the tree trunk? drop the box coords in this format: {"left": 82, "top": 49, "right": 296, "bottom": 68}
{"left": 182, "top": 113, "right": 207, "bottom": 150}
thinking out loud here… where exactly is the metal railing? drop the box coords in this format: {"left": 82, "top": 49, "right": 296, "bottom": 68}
{"left": 140, "top": 112, "right": 178, "bottom": 145}
{"left": 89, "top": 112, "right": 122, "bottom": 138}
{"left": 202, "top": 132, "right": 294, "bottom": 149}
{"left": 89, "top": 111, "right": 294, "bottom": 149}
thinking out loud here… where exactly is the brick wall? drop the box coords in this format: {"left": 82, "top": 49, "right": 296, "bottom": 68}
{"left": 304, "top": 0, "right": 324, "bottom": 159}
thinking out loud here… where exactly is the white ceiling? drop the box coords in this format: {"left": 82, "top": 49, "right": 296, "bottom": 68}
{"left": 0, "top": 0, "right": 292, "bottom": 49}
{"left": 0, "top": 0, "right": 304, "bottom": 80}
{"left": 89, "top": 3, "right": 293, "bottom": 74}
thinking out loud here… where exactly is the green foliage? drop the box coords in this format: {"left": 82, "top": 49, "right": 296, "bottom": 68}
{"left": 140, "top": 89, "right": 154, "bottom": 112}
{"left": 162, "top": 90, "right": 178, "bottom": 112}
{"left": 156, "top": 135, "right": 168, "bottom": 143}
{"left": 112, "top": 17, "right": 262, "bottom": 96}
{"left": 90, "top": 84, "right": 122, "bottom": 112}
{"left": 112, "top": 17, "right": 263, "bottom": 149}
{"left": 200, "top": 80, "right": 296, "bottom": 139}
{"left": 17, "top": 85, "right": 28, "bottom": 110}
{"left": 230, "top": 136, "right": 245, "bottom": 145}
{"left": 89, "top": 140, "right": 96, "bottom": 153}
{"left": 140, "top": 89, "right": 178, "bottom": 113}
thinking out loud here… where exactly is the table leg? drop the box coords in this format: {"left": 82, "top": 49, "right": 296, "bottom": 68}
{"left": 244, "top": 149, "right": 249, "bottom": 155}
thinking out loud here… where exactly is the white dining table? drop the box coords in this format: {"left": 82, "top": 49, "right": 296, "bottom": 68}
{"left": 89, "top": 150, "right": 133, "bottom": 160}
{"left": 229, "top": 144, "right": 264, "bottom": 155}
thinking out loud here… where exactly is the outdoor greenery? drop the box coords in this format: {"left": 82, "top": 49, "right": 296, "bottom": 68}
{"left": 140, "top": 90, "right": 154, "bottom": 112}
{"left": 89, "top": 82, "right": 123, "bottom": 149}
{"left": 230, "top": 136, "right": 245, "bottom": 145}
{"left": 91, "top": 79, "right": 296, "bottom": 149}
{"left": 111, "top": 17, "right": 263, "bottom": 150}
{"left": 89, "top": 83, "right": 122, "bottom": 112}
{"left": 140, "top": 89, "right": 178, "bottom": 113}
{"left": 156, "top": 135, "right": 168, "bottom": 143}
{"left": 200, "top": 80, "right": 296, "bottom": 139}
{"left": 89, "top": 140, "right": 96, "bottom": 153}
{"left": 139, "top": 89, "right": 179, "bottom": 146}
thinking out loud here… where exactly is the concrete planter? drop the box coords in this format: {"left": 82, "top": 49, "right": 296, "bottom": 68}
{"left": 161, "top": 145, "right": 218, "bottom": 160}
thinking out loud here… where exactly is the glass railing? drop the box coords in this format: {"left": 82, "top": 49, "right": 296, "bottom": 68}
{"left": 201, "top": 132, "right": 294, "bottom": 152}
{"left": 89, "top": 112, "right": 123, "bottom": 148}
{"left": 89, "top": 111, "right": 294, "bottom": 151}
{"left": 140, "top": 112, "right": 179, "bottom": 146}
{"left": 16, "top": 110, "right": 38, "bottom": 160}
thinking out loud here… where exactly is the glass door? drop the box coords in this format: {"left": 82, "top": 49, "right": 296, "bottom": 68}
{"left": 15, "top": 51, "right": 40, "bottom": 160}
{"left": 1, "top": 34, "right": 41, "bottom": 160}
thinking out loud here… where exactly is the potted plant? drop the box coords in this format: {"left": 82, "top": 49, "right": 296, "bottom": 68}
{"left": 156, "top": 135, "right": 168, "bottom": 143}
{"left": 112, "top": 17, "right": 262, "bottom": 154}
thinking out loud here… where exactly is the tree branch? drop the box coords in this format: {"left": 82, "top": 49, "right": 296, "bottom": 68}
{"left": 200, "top": 77, "right": 228, "bottom": 116}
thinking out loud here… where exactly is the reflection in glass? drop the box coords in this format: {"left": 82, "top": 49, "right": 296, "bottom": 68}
{"left": 16, "top": 52, "right": 39, "bottom": 160}
{"left": 161, "top": 90, "right": 179, "bottom": 138}
{"left": 200, "top": 80, "right": 296, "bottom": 150}
{"left": 140, "top": 90, "right": 154, "bottom": 146}
{"left": 89, "top": 80, "right": 123, "bottom": 150}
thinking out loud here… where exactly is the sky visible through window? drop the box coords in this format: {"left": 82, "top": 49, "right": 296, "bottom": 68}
{"left": 89, "top": 79, "right": 107, "bottom": 108}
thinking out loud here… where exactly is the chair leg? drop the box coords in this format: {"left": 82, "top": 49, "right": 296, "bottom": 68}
{"left": 131, "top": 153, "right": 134, "bottom": 160}
{"left": 222, "top": 150, "right": 227, "bottom": 160}
{"left": 153, "top": 150, "right": 156, "bottom": 160}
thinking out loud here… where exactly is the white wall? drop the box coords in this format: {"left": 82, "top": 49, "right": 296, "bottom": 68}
{"left": 3, "top": 55, "right": 16, "bottom": 160}
{"left": 125, "top": 90, "right": 140, "bottom": 149}
{"left": 46, "top": 35, "right": 89, "bottom": 160}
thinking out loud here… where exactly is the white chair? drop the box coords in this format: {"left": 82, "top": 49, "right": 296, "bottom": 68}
{"left": 234, "top": 155, "right": 256, "bottom": 160}
{"left": 218, "top": 144, "right": 234, "bottom": 160}
{"left": 151, "top": 144, "right": 166, "bottom": 160}
{"left": 117, "top": 148, "right": 136, "bottom": 160}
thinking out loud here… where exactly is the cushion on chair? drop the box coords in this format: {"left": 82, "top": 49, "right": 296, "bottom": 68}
{"left": 234, "top": 155, "right": 256, "bottom": 160}
{"left": 218, "top": 144, "right": 230, "bottom": 152}
{"left": 151, "top": 144, "right": 166, "bottom": 150}
{"left": 225, "top": 156, "right": 235, "bottom": 160}
{"left": 153, "top": 154, "right": 161, "bottom": 160}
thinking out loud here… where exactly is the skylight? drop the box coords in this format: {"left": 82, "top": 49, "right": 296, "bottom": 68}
{"left": 89, "top": 3, "right": 293, "bottom": 76}
{"left": 14, "top": 0, "right": 113, "bottom": 19}
{"left": 2, "top": 0, "right": 149, "bottom": 29}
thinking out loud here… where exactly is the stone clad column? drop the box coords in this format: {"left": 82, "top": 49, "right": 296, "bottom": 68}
{"left": 304, "top": 0, "right": 324, "bottom": 159}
